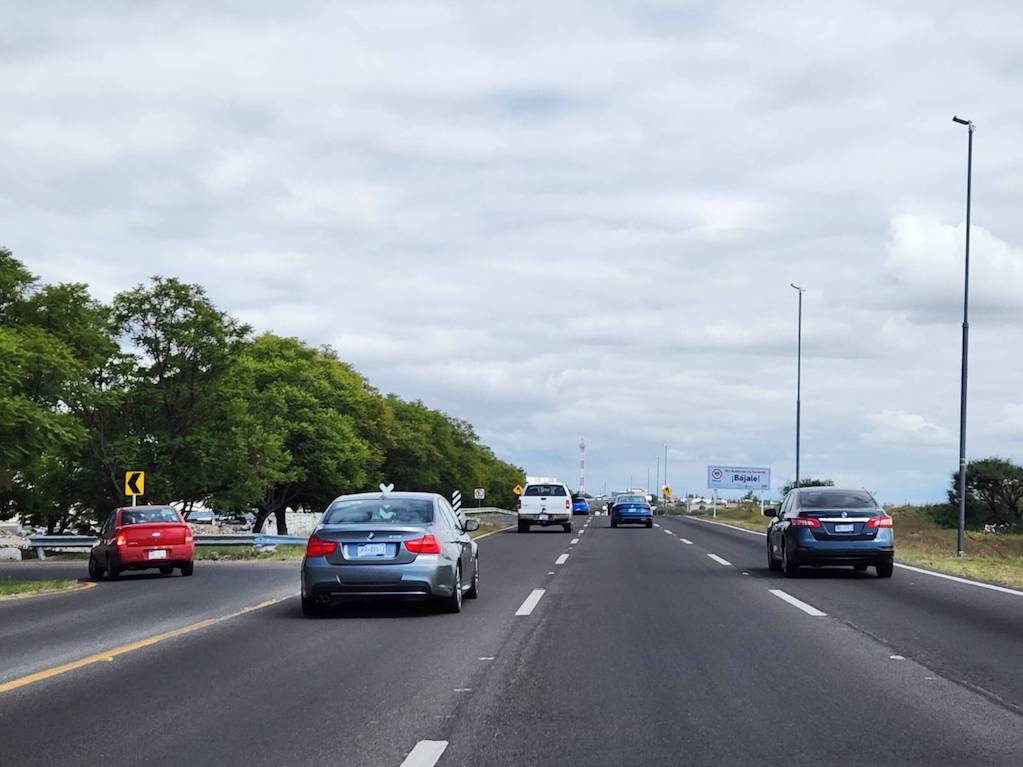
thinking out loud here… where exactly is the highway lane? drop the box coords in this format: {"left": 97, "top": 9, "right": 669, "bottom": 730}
{"left": 659, "top": 514, "right": 1023, "bottom": 713}
{"left": 0, "top": 560, "right": 298, "bottom": 686}
{"left": 3, "top": 514, "right": 1023, "bottom": 766}
{"left": 0, "top": 523, "right": 582, "bottom": 767}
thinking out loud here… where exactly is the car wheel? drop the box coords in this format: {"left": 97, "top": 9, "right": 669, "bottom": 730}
{"left": 781, "top": 542, "right": 799, "bottom": 577}
{"left": 767, "top": 541, "right": 781, "bottom": 572}
{"left": 440, "top": 566, "right": 463, "bottom": 613}
{"left": 646, "top": 521, "right": 653, "bottom": 529}
{"left": 106, "top": 558, "right": 120, "bottom": 580}
{"left": 180, "top": 561, "right": 194, "bottom": 577}
{"left": 853, "top": 563, "right": 868, "bottom": 572}
{"left": 159, "top": 565, "right": 173, "bottom": 575}
{"left": 610, "top": 520, "right": 618, "bottom": 528}
{"left": 517, "top": 521, "right": 529, "bottom": 533}
{"left": 301, "top": 596, "right": 328, "bottom": 617}
{"left": 563, "top": 522, "right": 572, "bottom": 533}
{"left": 465, "top": 557, "right": 480, "bottom": 599}
{"left": 88, "top": 555, "right": 104, "bottom": 581}
{"left": 876, "top": 561, "right": 894, "bottom": 578}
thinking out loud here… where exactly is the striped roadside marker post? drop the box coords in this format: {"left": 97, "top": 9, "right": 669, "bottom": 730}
{"left": 452, "top": 490, "right": 461, "bottom": 514}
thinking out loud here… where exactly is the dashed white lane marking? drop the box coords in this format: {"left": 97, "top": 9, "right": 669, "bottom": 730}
{"left": 453, "top": 687, "right": 471, "bottom": 692}
{"left": 663, "top": 529, "right": 673, "bottom": 535}
{"left": 555, "top": 553, "right": 570, "bottom": 565}
{"left": 654, "top": 523, "right": 661, "bottom": 528}
{"left": 479, "top": 656, "right": 495, "bottom": 661}
{"left": 680, "top": 538, "right": 693, "bottom": 544}
{"left": 707, "top": 553, "right": 732, "bottom": 566}
{"left": 890, "top": 655, "right": 905, "bottom": 660}
{"left": 547, "top": 571, "right": 555, "bottom": 575}
{"left": 399, "top": 740, "right": 448, "bottom": 767}
{"left": 570, "top": 538, "right": 580, "bottom": 544}
{"left": 579, "top": 529, "right": 586, "bottom": 535}
{"left": 768, "top": 589, "right": 827, "bottom": 617}
{"left": 515, "top": 588, "right": 546, "bottom": 616}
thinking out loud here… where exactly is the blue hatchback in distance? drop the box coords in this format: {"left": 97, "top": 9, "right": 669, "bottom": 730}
{"left": 571, "top": 496, "right": 590, "bottom": 515}
{"left": 765, "top": 487, "right": 894, "bottom": 578}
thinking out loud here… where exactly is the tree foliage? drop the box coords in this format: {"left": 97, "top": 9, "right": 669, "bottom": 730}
{"left": 0, "top": 250, "right": 524, "bottom": 533}
{"left": 781, "top": 477, "right": 834, "bottom": 496}
{"left": 945, "top": 458, "right": 1023, "bottom": 530}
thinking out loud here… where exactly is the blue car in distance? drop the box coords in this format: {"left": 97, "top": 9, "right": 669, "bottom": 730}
{"left": 610, "top": 494, "right": 653, "bottom": 528}
{"left": 765, "top": 487, "right": 894, "bottom": 578}
{"left": 571, "top": 496, "right": 590, "bottom": 515}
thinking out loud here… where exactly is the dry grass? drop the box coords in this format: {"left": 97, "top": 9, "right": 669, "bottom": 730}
{"left": 0, "top": 578, "right": 80, "bottom": 597}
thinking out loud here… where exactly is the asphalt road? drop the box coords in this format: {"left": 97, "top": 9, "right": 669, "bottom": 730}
{"left": 1, "top": 516, "right": 1021, "bottom": 766}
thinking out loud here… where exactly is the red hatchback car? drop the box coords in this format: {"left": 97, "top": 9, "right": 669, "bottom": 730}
{"left": 89, "top": 505, "right": 195, "bottom": 580}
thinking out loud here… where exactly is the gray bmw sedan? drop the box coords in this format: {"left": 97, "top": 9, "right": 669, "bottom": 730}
{"left": 301, "top": 491, "right": 480, "bottom": 616}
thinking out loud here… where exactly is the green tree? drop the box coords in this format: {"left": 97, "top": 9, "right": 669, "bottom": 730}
{"left": 946, "top": 458, "right": 1023, "bottom": 529}
{"left": 781, "top": 477, "right": 834, "bottom": 496}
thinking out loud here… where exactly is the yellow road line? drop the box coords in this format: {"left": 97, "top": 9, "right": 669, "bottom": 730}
{"left": 0, "top": 581, "right": 97, "bottom": 602}
{"left": 0, "top": 596, "right": 285, "bottom": 694}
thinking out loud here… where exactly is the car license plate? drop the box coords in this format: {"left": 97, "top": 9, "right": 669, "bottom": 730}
{"left": 539, "top": 513, "right": 548, "bottom": 521}
{"left": 147, "top": 549, "right": 168, "bottom": 560}
{"left": 834, "top": 524, "right": 855, "bottom": 533}
{"left": 356, "top": 543, "right": 387, "bottom": 558}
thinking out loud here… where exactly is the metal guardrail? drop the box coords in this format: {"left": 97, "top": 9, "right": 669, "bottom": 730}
{"left": 27, "top": 533, "right": 308, "bottom": 560}
{"left": 463, "top": 507, "right": 515, "bottom": 516}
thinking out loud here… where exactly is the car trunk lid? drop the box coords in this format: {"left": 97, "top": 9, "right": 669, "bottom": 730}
{"left": 121, "top": 522, "right": 190, "bottom": 546}
{"left": 312, "top": 525, "right": 428, "bottom": 565}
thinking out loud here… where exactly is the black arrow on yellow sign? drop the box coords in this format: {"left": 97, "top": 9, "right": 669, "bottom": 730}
{"left": 124, "top": 471, "right": 145, "bottom": 497}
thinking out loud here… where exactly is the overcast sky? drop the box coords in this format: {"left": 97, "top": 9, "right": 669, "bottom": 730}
{"left": 5, "top": 1, "right": 1023, "bottom": 503}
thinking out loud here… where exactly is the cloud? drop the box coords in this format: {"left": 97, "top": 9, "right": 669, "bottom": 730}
{"left": 5, "top": 1, "right": 1023, "bottom": 503}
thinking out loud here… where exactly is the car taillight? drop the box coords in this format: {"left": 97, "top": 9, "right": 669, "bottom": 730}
{"left": 305, "top": 535, "right": 338, "bottom": 557}
{"left": 405, "top": 534, "right": 441, "bottom": 555}
{"left": 115, "top": 533, "right": 126, "bottom": 546}
{"left": 565, "top": 499, "right": 570, "bottom": 510}
{"left": 791, "top": 517, "right": 821, "bottom": 528}
{"left": 866, "top": 515, "right": 893, "bottom": 528}
{"left": 185, "top": 535, "right": 194, "bottom": 543}
{"left": 516, "top": 498, "right": 521, "bottom": 510}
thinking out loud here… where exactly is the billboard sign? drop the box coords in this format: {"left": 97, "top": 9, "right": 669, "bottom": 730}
{"left": 707, "top": 465, "right": 771, "bottom": 491}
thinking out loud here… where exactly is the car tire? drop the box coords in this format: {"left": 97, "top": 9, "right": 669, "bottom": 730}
{"left": 781, "top": 542, "right": 799, "bottom": 577}
{"left": 563, "top": 522, "right": 572, "bottom": 533}
{"left": 440, "top": 566, "right": 463, "bottom": 613}
{"left": 767, "top": 541, "right": 781, "bottom": 572}
{"left": 301, "top": 596, "right": 328, "bottom": 617}
{"left": 159, "top": 565, "right": 173, "bottom": 575}
{"left": 853, "top": 563, "right": 868, "bottom": 572}
{"left": 517, "top": 521, "right": 529, "bottom": 533}
{"left": 465, "top": 557, "right": 480, "bottom": 599}
{"left": 106, "top": 558, "right": 120, "bottom": 580}
{"left": 646, "top": 521, "right": 653, "bottom": 529}
{"left": 876, "top": 561, "right": 894, "bottom": 578}
{"left": 610, "top": 520, "right": 618, "bottom": 528}
{"left": 180, "top": 561, "right": 194, "bottom": 577}
{"left": 88, "top": 555, "right": 104, "bottom": 581}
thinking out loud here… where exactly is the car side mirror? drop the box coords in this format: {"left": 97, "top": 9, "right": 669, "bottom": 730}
{"left": 763, "top": 507, "right": 779, "bottom": 518}
{"left": 464, "top": 518, "right": 480, "bottom": 532}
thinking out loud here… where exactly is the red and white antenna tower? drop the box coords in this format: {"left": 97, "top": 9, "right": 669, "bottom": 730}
{"left": 578, "top": 438, "right": 586, "bottom": 495}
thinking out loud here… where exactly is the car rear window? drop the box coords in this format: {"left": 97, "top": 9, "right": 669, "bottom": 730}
{"left": 798, "top": 490, "right": 877, "bottom": 509}
{"left": 617, "top": 495, "right": 647, "bottom": 505}
{"left": 524, "top": 485, "right": 567, "bottom": 496}
{"left": 324, "top": 499, "right": 434, "bottom": 525}
{"left": 121, "top": 508, "right": 181, "bottom": 525}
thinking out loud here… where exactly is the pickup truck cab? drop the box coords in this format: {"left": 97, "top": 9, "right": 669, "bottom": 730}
{"left": 517, "top": 482, "right": 573, "bottom": 533}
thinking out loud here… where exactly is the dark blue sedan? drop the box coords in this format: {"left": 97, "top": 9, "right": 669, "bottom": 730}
{"left": 766, "top": 488, "right": 894, "bottom": 578}
{"left": 610, "top": 494, "right": 653, "bottom": 528}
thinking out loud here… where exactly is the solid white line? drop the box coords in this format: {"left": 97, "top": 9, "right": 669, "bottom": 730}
{"left": 680, "top": 538, "right": 693, "bottom": 544}
{"left": 707, "top": 553, "right": 732, "bottom": 566}
{"left": 515, "top": 588, "right": 546, "bottom": 616}
{"left": 555, "top": 553, "right": 570, "bottom": 565}
{"left": 893, "top": 562, "right": 1023, "bottom": 597}
{"left": 399, "top": 740, "right": 448, "bottom": 767}
{"left": 769, "top": 589, "right": 827, "bottom": 617}
{"left": 570, "top": 538, "right": 579, "bottom": 544}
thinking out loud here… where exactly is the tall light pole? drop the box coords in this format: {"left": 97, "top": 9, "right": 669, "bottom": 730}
{"left": 953, "top": 115, "right": 974, "bottom": 557}
{"left": 791, "top": 284, "right": 806, "bottom": 489}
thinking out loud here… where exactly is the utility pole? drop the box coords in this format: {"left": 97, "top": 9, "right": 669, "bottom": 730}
{"left": 791, "top": 284, "right": 806, "bottom": 489}
{"left": 952, "top": 115, "right": 975, "bottom": 557}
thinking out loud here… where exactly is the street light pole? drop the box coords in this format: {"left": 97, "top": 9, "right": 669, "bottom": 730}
{"left": 791, "top": 284, "right": 806, "bottom": 489}
{"left": 953, "top": 115, "right": 975, "bottom": 557}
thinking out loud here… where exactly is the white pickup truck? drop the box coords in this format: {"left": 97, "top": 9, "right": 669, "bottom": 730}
{"left": 517, "top": 481, "right": 573, "bottom": 533}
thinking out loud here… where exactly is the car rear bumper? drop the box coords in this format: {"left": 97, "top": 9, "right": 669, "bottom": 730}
{"left": 302, "top": 557, "right": 456, "bottom": 601}
{"left": 791, "top": 545, "right": 894, "bottom": 566}
{"left": 613, "top": 514, "right": 652, "bottom": 524}
{"left": 519, "top": 513, "right": 571, "bottom": 525}
{"left": 116, "top": 544, "right": 194, "bottom": 567}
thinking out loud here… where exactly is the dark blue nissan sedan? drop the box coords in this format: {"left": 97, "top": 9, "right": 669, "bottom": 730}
{"left": 765, "top": 487, "right": 894, "bottom": 578}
